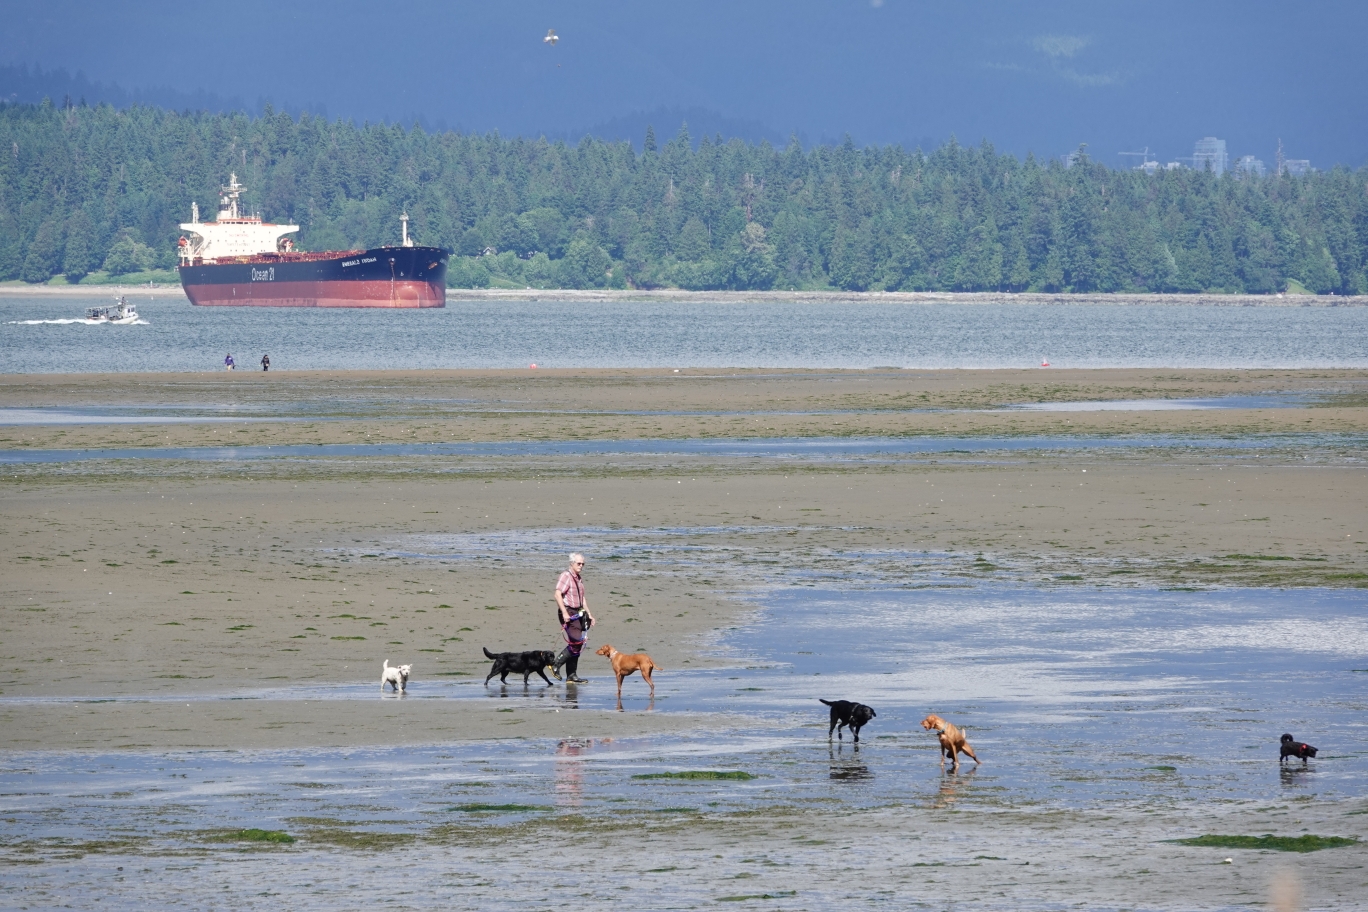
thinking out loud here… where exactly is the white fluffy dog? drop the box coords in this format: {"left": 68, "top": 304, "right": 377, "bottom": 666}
{"left": 381, "top": 659, "right": 412, "bottom": 693}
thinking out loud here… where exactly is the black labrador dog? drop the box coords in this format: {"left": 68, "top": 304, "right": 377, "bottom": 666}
{"left": 820, "top": 699, "right": 877, "bottom": 743}
{"left": 1280, "top": 733, "right": 1318, "bottom": 765}
{"left": 483, "top": 647, "right": 557, "bottom": 685}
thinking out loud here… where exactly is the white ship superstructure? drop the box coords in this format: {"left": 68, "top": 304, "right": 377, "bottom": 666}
{"left": 178, "top": 174, "right": 298, "bottom": 263}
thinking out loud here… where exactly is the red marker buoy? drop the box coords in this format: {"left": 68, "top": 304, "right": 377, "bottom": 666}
{"left": 1041, "top": 359, "right": 1050, "bottom": 367}
{"left": 530, "top": 363, "right": 538, "bottom": 369}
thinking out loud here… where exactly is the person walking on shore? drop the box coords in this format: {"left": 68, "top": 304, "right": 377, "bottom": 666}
{"left": 552, "top": 553, "right": 595, "bottom": 683}
{"left": 224, "top": 353, "right": 235, "bottom": 371}
{"left": 260, "top": 353, "right": 270, "bottom": 372}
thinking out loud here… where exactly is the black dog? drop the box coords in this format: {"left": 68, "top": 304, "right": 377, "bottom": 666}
{"left": 1280, "top": 733, "right": 1318, "bottom": 765}
{"left": 820, "top": 699, "right": 877, "bottom": 743}
{"left": 483, "top": 647, "right": 557, "bottom": 685}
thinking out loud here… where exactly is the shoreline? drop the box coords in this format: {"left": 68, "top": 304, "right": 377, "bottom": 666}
{"left": 2, "top": 282, "right": 1366, "bottom": 306}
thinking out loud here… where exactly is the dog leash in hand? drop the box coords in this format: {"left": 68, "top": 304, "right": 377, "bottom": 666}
{"left": 560, "top": 614, "right": 592, "bottom": 646}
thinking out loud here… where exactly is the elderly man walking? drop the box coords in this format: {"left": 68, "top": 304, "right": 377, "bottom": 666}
{"left": 551, "top": 553, "right": 595, "bottom": 683}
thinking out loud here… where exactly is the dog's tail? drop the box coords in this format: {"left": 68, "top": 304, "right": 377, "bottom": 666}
{"left": 819, "top": 699, "right": 833, "bottom": 707}
{"left": 482, "top": 646, "right": 498, "bottom": 659}
{"left": 383, "top": 659, "right": 390, "bottom": 670}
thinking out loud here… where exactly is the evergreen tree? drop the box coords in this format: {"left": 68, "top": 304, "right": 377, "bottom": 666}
{"left": 728, "top": 222, "right": 778, "bottom": 290}
{"left": 675, "top": 216, "right": 710, "bottom": 261}
{"left": 558, "top": 232, "right": 611, "bottom": 288}
{"left": 62, "top": 208, "right": 99, "bottom": 280}
{"left": 20, "top": 217, "right": 62, "bottom": 283}
{"left": 1299, "top": 243, "right": 1342, "bottom": 294}
{"left": 0, "top": 218, "right": 21, "bottom": 281}
{"left": 829, "top": 222, "right": 876, "bottom": 290}
{"left": 1003, "top": 237, "right": 1032, "bottom": 291}
{"left": 101, "top": 229, "right": 156, "bottom": 275}
{"left": 955, "top": 215, "right": 1003, "bottom": 290}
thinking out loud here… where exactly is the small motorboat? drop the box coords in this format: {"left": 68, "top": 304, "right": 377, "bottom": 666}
{"left": 85, "top": 297, "right": 141, "bottom": 324}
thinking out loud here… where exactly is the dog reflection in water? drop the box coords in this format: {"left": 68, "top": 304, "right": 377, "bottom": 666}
{"left": 930, "top": 766, "right": 977, "bottom": 809}
{"left": 828, "top": 744, "right": 872, "bottom": 781}
{"left": 616, "top": 693, "right": 655, "bottom": 713}
{"left": 1279, "top": 764, "right": 1316, "bottom": 788}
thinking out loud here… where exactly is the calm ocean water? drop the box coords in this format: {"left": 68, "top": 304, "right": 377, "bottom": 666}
{"left": 3, "top": 293, "right": 1367, "bottom": 372}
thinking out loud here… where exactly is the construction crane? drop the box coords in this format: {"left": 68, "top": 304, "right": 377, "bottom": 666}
{"left": 1118, "top": 148, "right": 1155, "bottom": 169}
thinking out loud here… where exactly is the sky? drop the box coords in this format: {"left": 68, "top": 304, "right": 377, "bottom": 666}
{"left": 1, "top": 0, "right": 1365, "bottom": 168}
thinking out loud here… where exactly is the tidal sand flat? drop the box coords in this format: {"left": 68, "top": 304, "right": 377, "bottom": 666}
{"left": 2, "top": 368, "right": 1366, "bottom": 909}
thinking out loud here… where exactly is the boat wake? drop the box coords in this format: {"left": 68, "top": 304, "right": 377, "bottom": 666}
{"left": 7, "top": 317, "right": 150, "bottom": 325}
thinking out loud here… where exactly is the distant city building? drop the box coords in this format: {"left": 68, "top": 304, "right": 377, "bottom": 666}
{"left": 1283, "top": 159, "right": 1312, "bottom": 176}
{"left": 1164, "top": 162, "right": 1183, "bottom": 170}
{"left": 1234, "top": 154, "right": 1266, "bottom": 178}
{"left": 1138, "top": 160, "right": 1161, "bottom": 175}
{"left": 1192, "top": 137, "right": 1228, "bottom": 176}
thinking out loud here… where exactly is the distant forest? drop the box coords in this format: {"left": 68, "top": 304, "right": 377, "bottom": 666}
{"left": 1, "top": 99, "right": 1365, "bottom": 294}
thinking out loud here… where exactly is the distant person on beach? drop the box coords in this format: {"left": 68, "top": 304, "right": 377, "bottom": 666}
{"left": 224, "top": 353, "right": 235, "bottom": 371}
{"left": 552, "top": 553, "right": 595, "bottom": 683}
{"left": 261, "top": 353, "right": 270, "bottom": 372}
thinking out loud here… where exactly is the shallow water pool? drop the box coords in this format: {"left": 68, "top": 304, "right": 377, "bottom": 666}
{"left": 4, "top": 583, "right": 1365, "bottom": 909}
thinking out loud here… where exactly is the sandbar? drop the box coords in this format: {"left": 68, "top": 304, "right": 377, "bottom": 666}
{"left": 3, "top": 368, "right": 1365, "bottom": 752}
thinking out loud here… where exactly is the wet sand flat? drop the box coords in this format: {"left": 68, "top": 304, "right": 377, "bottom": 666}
{"left": 3, "top": 368, "right": 1366, "bottom": 749}
{"left": 5, "top": 367, "right": 1368, "bottom": 910}
{"left": 3, "top": 367, "right": 1368, "bottom": 451}
{"left": 3, "top": 788, "right": 1366, "bottom": 910}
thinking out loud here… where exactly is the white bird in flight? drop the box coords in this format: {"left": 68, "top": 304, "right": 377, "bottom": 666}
{"left": 544, "top": 29, "right": 559, "bottom": 45}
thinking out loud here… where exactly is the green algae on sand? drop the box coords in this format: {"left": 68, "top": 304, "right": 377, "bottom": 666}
{"left": 1171, "top": 834, "right": 1357, "bottom": 852}
{"left": 450, "top": 803, "right": 550, "bottom": 813}
{"left": 633, "top": 770, "right": 756, "bottom": 781}
{"left": 210, "top": 828, "right": 295, "bottom": 844}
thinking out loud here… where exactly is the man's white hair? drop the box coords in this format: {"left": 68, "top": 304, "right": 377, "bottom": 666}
{"left": 568, "top": 552, "right": 585, "bottom": 567}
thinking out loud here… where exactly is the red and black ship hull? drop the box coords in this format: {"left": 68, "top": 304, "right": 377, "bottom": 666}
{"left": 178, "top": 246, "right": 448, "bottom": 308}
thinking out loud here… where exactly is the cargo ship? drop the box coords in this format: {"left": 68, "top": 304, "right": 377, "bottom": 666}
{"left": 176, "top": 175, "right": 447, "bottom": 307}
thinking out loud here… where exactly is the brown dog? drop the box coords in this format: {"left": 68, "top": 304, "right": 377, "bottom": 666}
{"left": 595, "top": 644, "right": 661, "bottom": 697}
{"left": 921, "top": 714, "right": 980, "bottom": 772}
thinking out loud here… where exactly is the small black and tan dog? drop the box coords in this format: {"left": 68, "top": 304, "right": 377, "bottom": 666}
{"left": 483, "top": 647, "right": 557, "bottom": 685}
{"left": 1280, "top": 733, "right": 1318, "bottom": 765}
{"left": 819, "top": 699, "right": 877, "bottom": 743}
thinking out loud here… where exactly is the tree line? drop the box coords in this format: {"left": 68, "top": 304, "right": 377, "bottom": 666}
{"left": 1, "top": 99, "right": 1365, "bottom": 294}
